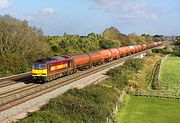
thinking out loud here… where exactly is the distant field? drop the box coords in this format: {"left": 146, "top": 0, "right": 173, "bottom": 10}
{"left": 116, "top": 95, "right": 180, "bottom": 123}
{"left": 160, "top": 55, "right": 180, "bottom": 90}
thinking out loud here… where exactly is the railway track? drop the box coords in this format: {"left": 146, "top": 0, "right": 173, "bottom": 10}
{"left": 0, "top": 83, "right": 39, "bottom": 98}
{"left": 0, "top": 72, "right": 31, "bottom": 87}
{"left": 0, "top": 80, "right": 17, "bottom": 88}
{"left": 0, "top": 51, "right": 147, "bottom": 112}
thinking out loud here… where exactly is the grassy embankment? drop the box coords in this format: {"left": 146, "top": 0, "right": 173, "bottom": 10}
{"left": 116, "top": 95, "right": 180, "bottom": 123}
{"left": 160, "top": 55, "right": 180, "bottom": 91}
{"left": 128, "top": 54, "right": 163, "bottom": 90}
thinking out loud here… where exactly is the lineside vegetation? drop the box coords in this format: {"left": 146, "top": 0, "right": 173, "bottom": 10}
{"left": 17, "top": 58, "right": 144, "bottom": 123}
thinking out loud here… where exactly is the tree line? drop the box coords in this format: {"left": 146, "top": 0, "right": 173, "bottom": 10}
{"left": 47, "top": 27, "right": 164, "bottom": 56}
{"left": 173, "top": 37, "right": 180, "bottom": 56}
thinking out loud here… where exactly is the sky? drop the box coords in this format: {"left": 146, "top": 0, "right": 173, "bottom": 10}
{"left": 0, "top": 0, "right": 180, "bottom": 36}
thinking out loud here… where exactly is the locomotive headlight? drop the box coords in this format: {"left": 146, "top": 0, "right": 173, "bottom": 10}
{"left": 42, "top": 69, "right": 47, "bottom": 76}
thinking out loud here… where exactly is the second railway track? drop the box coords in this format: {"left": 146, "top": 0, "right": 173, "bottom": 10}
{"left": 0, "top": 72, "right": 31, "bottom": 88}
{"left": 0, "top": 81, "right": 17, "bottom": 88}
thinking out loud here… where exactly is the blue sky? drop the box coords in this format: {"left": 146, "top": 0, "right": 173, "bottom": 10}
{"left": 0, "top": 0, "right": 179, "bottom": 36}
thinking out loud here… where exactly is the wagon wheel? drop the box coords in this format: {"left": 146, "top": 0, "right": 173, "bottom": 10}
{"left": 50, "top": 75, "right": 53, "bottom": 81}
{"left": 46, "top": 76, "right": 50, "bottom": 82}
{"left": 53, "top": 75, "right": 56, "bottom": 80}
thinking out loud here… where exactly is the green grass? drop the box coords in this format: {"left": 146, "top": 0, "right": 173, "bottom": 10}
{"left": 160, "top": 55, "right": 180, "bottom": 90}
{"left": 116, "top": 95, "right": 180, "bottom": 123}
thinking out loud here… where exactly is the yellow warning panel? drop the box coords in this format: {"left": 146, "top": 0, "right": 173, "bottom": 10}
{"left": 50, "top": 63, "right": 68, "bottom": 71}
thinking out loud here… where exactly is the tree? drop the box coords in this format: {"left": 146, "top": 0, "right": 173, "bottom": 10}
{"left": 0, "top": 15, "right": 50, "bottom": 76}
{"left": 102, "top": 27, "right": 121, "bottom": 40}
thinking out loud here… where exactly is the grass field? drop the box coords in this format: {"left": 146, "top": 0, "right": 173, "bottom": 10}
{"left": 116, "top": 95, "right": 180, "bottom": 123}
{"left": 160, "top": 55, "right": 180, "bottom": 91}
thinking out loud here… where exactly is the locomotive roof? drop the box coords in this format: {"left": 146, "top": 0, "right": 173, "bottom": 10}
{"left": 34, "top": 55, "right": 72, "bottom": 64}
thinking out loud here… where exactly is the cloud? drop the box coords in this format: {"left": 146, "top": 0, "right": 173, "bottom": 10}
{"left": 0, "top": 0, "right": 12, "bottom": 9}
{"left": 24, "top": 15, "right": 33, "bottom": 21}
{"left": 39, "top": 8, "right": 56, "bottom": 15}
{"left": 162, "top": 9, "right": 173, "bottom": 13}
{"left": 89, "top": 0, "right": 169, "bottom": 22}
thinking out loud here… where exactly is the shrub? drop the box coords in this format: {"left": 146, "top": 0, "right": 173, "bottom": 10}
{"left": 106, "top": 58, "right": 144, "bottom": 90}
{"left": 19, "top": 85, "right": 119, "bottom": 123}
{"left": 152, "top": 49, "right": 164, "bottom": 54}
{"left": 123, "top": 58, "right": 144, "bottom": 72}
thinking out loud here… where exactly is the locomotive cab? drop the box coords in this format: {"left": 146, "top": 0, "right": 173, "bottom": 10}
{"left": 32, "top": 63, "right": 47, "bottom": 81}
{"left": 32, "top": 56, "right": 73, "bottom": 83}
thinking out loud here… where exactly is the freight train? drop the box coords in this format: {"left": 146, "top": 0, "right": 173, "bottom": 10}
{"left": 32, "top": 41, "right": 163, "bottom": 83}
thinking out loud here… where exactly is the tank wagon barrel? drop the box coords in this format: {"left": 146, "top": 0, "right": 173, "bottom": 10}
{"left": 87, "top": 51, "right": 103, "bottom": 65}
{"left": 99, "top": 49, "right": 112, "bottom": 62}
{"left": 109, "top": 48, "right": 119, "bottom": 59}
{"left": 70, "top": 53, "right": 90, "bottom": 72}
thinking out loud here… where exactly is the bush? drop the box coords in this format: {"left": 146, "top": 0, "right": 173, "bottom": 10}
{"left": 172, "top": 41, "right": 180, "bottom": 56}
{"left": 123, "top": 58, "right": 144, "bottom": 72}
{"left": 152, "top": 43, "right": 180, "bottom": 57}
{"left": 152, "top": 49, "right": 164, "bottom": 54}
{"left": 19, "top": 85, "right": 119, "bottom": 123}
{"left": 106, "top": 58, "right": 144, "bottom": 90}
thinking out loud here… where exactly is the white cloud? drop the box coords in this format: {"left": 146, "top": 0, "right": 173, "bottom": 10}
{"left": 163, "top": 9, "right": 173, "bottom": 13}
{"left": 89, "top": 0, "right": 168, "bottom": 21}
{"left": 39, "top": 8, "right": 56, "bottom": 15}
{"left": 0, "top": 0, "right": 12, "bottom": 9}
{"left": 24, "top": 15, "right": 33, "bottom": 21}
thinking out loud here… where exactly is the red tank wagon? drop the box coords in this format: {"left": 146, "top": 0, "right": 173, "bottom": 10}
{"left": 137, "top": 45, "right": 142, "bottom": 51}
{"left": 109, "top": 48, "right": 119, "bottom": 59}
{"left": 157, "top": 41, "right": 162, "bottom": 46}
{"left": 117, "top": 47, "right": 126, "bottom": 57}
{"left": 99, "top": 49, "right": 112, "bottom": 62}
{"left": 141, "top": 44, "right": 148, "bottom": 50}
{"left": 128, "top": 46, "right": 135, "bottom": 54}
{"left": 71, "top": 53, "right": 90, "bottom": 70}
{"left": 122, "top": 46, "right": 131, "bottom": 55}
{"left": 134, "top": 45, "right": 139, "bottom": 52}
{"left": 153, "top": 42, "right": 158, "bottom": 47}
{"left": 87, "top": 51, "right": 103, "bottom": 65}
{"left": 147, "top": 43, "right": 154, "bottom": 48}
